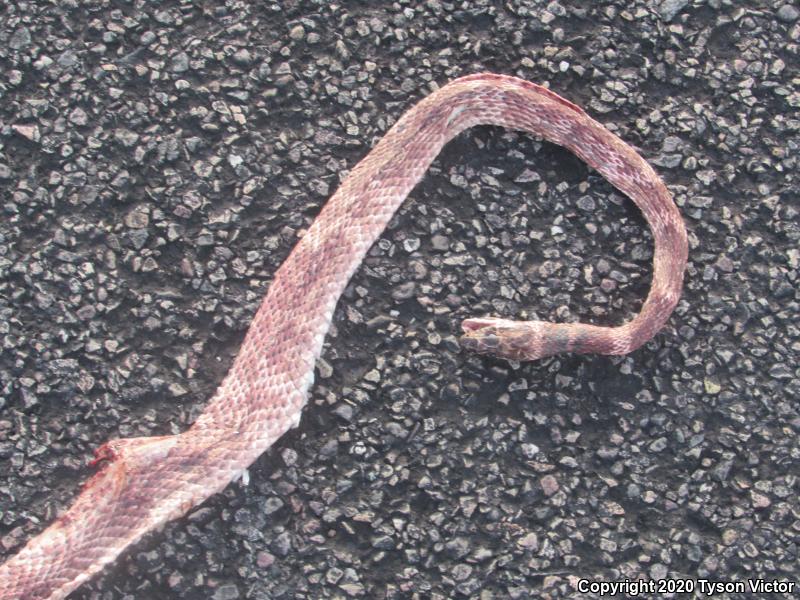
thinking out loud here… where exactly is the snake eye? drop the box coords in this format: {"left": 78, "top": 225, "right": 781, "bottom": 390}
{"left": 459, "top": 331, "right": 500, "bottom": 355}
{"left": 480, "top": 334, "right": 500, "bottom": 349}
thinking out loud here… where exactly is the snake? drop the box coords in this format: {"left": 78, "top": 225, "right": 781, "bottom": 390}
{"left": 0, "top": 73, "right": 687, "bottom": 599}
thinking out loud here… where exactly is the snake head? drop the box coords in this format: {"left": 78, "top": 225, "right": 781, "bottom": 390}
{"left": 460, "top": 317, "right": 570, "bottom": 362}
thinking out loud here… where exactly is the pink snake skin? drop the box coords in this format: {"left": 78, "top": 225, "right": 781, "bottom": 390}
{"left": 0, "top": 73, "right": 687, "bottom": 599}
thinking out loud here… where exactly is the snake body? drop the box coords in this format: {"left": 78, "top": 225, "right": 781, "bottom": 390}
{"left": 0, "top": 74, "right": 687, "bottom": 599}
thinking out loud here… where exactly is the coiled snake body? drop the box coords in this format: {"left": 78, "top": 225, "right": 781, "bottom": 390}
{"left": 0, "top": 74, "right": 687, "bottom": 599}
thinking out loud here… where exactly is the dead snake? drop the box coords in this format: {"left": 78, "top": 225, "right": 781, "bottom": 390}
{"left": 0, "top": 73, "right": 687, "bottom": 599}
